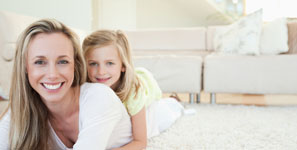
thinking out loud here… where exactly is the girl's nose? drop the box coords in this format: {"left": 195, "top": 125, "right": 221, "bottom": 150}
{"left": 98, "top": 66, "right": 107, "bottom": 75}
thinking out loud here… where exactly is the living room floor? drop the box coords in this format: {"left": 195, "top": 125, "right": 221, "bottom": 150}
{"left": 164, "top": 91, "right": 297, "bottom": 106}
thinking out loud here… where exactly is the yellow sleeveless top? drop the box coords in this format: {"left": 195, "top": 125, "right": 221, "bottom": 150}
{"left": 123, "top": 67, "right": 162, "bottom": 116}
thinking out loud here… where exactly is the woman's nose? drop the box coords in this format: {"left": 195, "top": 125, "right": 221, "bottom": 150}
{"left": 48, "top": 63, "right": 59, "bottom": 79}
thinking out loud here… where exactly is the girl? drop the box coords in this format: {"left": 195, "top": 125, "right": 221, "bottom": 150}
{"left": 0, "top": 19, "right": 132, "bottom": 150}
{"left": 83, "top": 30, "right": 185, "bottom": 150}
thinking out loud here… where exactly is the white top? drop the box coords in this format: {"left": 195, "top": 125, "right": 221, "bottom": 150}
{"left": 0, "top": 83, "right": 132, "bottom": 150}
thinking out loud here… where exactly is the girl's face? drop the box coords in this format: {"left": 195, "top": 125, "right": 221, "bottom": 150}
{"left": 26, "top": 33, "right": 75, "bottom": 104}
{"left": 86, "top": 44, "right": 125, "bottom": 90}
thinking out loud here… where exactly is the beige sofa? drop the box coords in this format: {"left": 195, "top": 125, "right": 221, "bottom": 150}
{"left": 126, "top": 21, "right": 297, "bottom": 103}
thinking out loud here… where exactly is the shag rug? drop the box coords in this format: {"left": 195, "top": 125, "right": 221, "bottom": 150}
{"left": 147, "top": 104, "right": 297, "bottom": 150}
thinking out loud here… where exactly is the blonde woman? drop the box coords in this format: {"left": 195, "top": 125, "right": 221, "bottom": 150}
{"left": 0, "top": 19, "right": 132, "bottom": 150}
{"left": 83, "top": 30, "right": 185, "bottom": 150}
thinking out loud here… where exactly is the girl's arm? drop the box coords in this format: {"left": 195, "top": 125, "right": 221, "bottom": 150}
{"left": 112, "top": 107, "right": 147, "bottom": 150}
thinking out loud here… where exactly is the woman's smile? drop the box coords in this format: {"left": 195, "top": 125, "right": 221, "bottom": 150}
{"left": 42, "top": 82, "right": 64, "bottom": 90}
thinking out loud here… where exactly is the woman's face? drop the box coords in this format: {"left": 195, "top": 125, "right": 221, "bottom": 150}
{"left": 26, "top": 32, "right": 75, "bottom": 104}
{"left": 86, "top": 44, "right": 125, "bottom": 90}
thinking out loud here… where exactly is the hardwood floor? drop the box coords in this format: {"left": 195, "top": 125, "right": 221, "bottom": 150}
{"left": 164, "top": 91, "right": 297, "bottom": 106}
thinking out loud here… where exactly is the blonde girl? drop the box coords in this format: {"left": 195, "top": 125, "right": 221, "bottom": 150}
{"left": 0, "top": 19, "right": 132, "bottom": 149}
{"left": 83, "top": 30, "right": 185, "bottom": 150}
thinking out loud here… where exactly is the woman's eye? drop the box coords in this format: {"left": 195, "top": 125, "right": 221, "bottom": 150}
{"left": 89, "top": 62, "right": 98, "bottom": 66}
{"left": 34, "top": 60, "right": 45, "bottom": 65}
{"left": 58, "top": 60, "right": 69, "bottom": 64}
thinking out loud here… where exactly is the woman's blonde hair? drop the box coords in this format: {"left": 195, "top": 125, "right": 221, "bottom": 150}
{"left": 82, "top": 30, "right": 139, "bottom": 102}
{"left": 2, "top": 19, "right": 86, "bottom": 149}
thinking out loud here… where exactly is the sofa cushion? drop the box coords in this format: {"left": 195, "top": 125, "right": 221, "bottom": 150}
{"left": 213, "top": 9, "right": 263, "bottom": 55}
{"left": 125, "top": 28, "right": 206, "bottom": 51}
{"left": 287, "top": 20, "right": 297, "bottom": 54}
{"left": 260, "top": 18, "right": 288, "bottom": 55}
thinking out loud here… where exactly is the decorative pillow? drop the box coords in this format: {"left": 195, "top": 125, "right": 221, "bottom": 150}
{"left": 214, "top": 9, "right": 263, "bottom": 55}
{"left": 260, "top": 18, "right": 288, "bottom": 55}
{"left": 287, "top": 20, "right": 297, "bottom": 54}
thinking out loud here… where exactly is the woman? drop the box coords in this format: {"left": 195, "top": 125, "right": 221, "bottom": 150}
{"left": 0, "top": 19, "right": 132, "bottom": 150}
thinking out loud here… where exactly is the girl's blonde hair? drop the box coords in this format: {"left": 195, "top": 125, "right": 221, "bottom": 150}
{"left": 82, "top": 30, "right": 140, "bottom": 102}
{"left": 1, "top": 19, "right": 86, "bottom": 149}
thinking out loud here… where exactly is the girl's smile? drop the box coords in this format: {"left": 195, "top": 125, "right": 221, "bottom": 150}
{"left": 95, "top": 77, "right": 111, "bottom": 83}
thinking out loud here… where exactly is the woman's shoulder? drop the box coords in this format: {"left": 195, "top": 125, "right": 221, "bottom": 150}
{"left": 80, "top": 82, "right": 109, "bottom": 91}
{"left": 78, "top": 83, "right": 126, "bottom": 126}
{"left": 79, "top": 82, "right": 121, "bottom": 106}
{"left": 80, "top": 82, "right": 115, "bottom": 97}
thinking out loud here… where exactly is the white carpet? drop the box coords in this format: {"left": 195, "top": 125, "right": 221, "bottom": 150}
{"left": 147, "top": 104, "right": 297, "bottom": 150}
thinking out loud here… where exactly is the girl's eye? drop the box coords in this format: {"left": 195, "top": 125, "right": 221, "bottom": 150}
{"left": 34, "top": 60, "right": 45, "bottom": 65}
{"left": 58, "top": 60, "right": 69, "bottom": 64}
{"left": 89, "top": 62, "right": 98, "bottom": 66}
{"left": 107, "top": 62, "right": 114, "bottom": 66}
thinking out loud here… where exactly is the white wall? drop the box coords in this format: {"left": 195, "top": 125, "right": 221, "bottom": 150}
{"left": 94, "top": 0, "right": 230, "bottom": 29}
{"left": 95, "top": 0, "right": 136, "bottom": 30}
{"left": 136, "top": 0, "right": 231, "bottom": 28}
{"left": 0, "top": 0, "right": 232, "bottom": 30}
{"left": 0, "top": 0, "right": 92, "bottom": 30}
{"left": 136, "top": 0, "right": 199, "bottom": 28}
